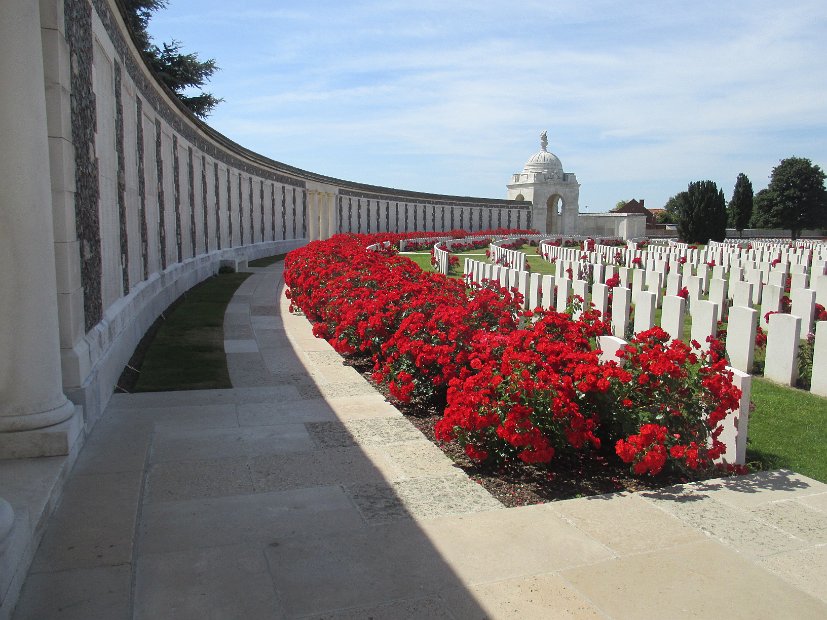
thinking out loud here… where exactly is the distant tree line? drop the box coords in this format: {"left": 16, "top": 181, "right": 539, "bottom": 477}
{"left": 660, "top": 157, "right": 827, "bottom": 243}
{"left": 121, "top": 0, "right": 221, "bottom": 118}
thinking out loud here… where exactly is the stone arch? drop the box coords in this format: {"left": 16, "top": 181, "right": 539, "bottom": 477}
{"left": 514, "top": 193, "right": 525, "bottom": 201}
{"left": 546, "top": 194, "right": 563, "bottom": 233}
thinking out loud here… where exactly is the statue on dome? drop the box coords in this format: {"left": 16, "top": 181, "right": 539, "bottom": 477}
{"left": 540, "top": 130, "right": 548, "bottom": 151}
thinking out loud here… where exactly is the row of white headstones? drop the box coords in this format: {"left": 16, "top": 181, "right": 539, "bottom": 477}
{"left": 458, "top": 237, "right": 827, "bottom": 466}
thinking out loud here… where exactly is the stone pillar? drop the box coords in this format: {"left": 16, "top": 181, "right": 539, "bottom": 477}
{"left": 327, "top": 193, "right": 339, "bottom": 237}
{"left": 307, "top": 190, "right": 319, "bottom": 241}
{"left": 0, "top": 0, "right": 80, "bottom": 457}
{"left": 318, "top": 192, "right": 329, "bottom": 240}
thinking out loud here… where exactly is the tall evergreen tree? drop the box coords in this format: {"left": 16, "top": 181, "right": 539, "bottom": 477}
{"left": 753, "top": 158, "right": 827, "bottom": 240}
{"left": 121, "top": 0, "right": 221, "bottom": 118}
{"left": 727, "top": 173, "right": 753, "bottom": 235}
{"left": 675, "top": 180, "right": 727, "bottom": 244}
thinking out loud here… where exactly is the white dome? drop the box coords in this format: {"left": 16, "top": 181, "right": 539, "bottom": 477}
{"left": 522, "top": 130, "right": 563, "bottom": 177}
{"left": 523, "top": 149, "right": 563, "bottom": 176}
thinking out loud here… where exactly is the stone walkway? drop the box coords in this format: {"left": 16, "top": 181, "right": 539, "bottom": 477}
{"left": 10, "top": 263, "right": 827, "bottom": 619}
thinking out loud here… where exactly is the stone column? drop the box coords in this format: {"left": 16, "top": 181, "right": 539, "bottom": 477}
{"left": 328, "top": 193, "right": 337, "bottom": 238}
{"left": 0, "top": 0, "right": 80, "bottom": 457}
{"left": 318, "top": 192, "right": 330, "bottom": 240}
{"left": 307, "top": 190, "right": 319, "bottom": 241}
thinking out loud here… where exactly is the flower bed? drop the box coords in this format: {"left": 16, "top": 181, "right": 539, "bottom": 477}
{"left": 285, "top": 233, "right": 746, "bottom": 482}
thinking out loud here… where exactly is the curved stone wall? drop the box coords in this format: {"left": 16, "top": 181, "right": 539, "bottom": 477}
{"left": 4, "top": 0, "right": 530, "bottom": 434}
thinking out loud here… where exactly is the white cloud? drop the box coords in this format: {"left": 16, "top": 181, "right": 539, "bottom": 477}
{"left": 148, "top": 0, "right": 827, "bottom": 212}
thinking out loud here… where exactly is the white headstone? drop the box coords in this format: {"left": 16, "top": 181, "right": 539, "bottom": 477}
{"left": 691, "top": 300, "right": 718, "bottom": 350}
{"left": 764, "top": 313, "right": 801, "bottom": 386}
{"left": 598, "top": 335, "right": 628, "bottom": 365}
{"left": 611, "top": 287, "right": 631, "bottom": 339}
{"left": 556, "top": 278, "right": 571, "bottom": 312}
{"left": 661, "top": 295, "right": 686, "bottom": 342}
{"left": 811, "top": 321, "right": 827, "bottom": 397}
{"left": 572, "top": 279, "right": 589, "bottom": 319}
{"left": 592, "top": 283, "right": 609, "bottom": 318}
{"left": 708, "top": 279, "right": 728, "bottom": 322}
{"left": 633, "top": 291, "right": 657, "bottom": 335}
{"left": 665, "top": 272, "right": 682, "bottom": 298}
{"left": 718, "top": 368, "right": 751, "bottom": 465}
{"left": 726, "top": 305, "right": 757, "bottom": 374}
{"left": 517, "top": 270, "right": 529, "bottom": 308}
{"left": 791, "top": 288, "right": 816, "bottom": 335}
{"left": 541, "top": 275, "right": 555, "bottom": 310}
{"left": 731, "top": 280, "right": 753, "bottom": 310}
{"left": 528, "top": 272, "right": 541, "bottom": 310}
{"left": 815, "top": 274, "right": 827, "bottom": 308}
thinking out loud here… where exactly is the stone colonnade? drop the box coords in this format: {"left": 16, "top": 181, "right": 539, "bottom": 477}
{"left": 0, "top": 1, "right": 529, "bottom": 611}
{"left": 306, "top": 187, "right": 337, "bottom": 242}
{"left": 0, "top": 0, "right": 81, "bottom": 454}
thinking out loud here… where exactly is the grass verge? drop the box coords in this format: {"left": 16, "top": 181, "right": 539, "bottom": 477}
{"left": 249, "top": 253, "right": 287, "bottom": 267}
{"left": 402, "top": 252, "right": 827, "bottom": 483}
{"left": 746, "top": 377, "right": 827, "bottom": 482}
{"left": 119, "top": 272, "right": 252, "bottom": 392}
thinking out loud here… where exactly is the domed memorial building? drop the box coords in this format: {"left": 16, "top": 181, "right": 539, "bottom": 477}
{"left": 507, "top": 131, "right": 580, "bottom": 235}
{"left": 506, "top": 131, "right": 646, "bottom": 239}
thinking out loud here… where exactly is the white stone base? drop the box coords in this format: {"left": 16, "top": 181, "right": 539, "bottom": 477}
{"left": 0, "top": 405, "right": 83, "bottom": 459}
{"left": 0, "top": 415, "right": 84, "bottom": 620}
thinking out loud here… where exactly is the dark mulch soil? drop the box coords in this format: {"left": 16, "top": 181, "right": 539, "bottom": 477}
{"left": 344, "top": 356, "right": 708, "bottom": 507}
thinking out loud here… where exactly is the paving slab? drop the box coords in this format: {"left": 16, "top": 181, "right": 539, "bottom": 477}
{"left": 30, "top": 471, "right": 142, "bottom": 572}
{"left": 561, "top": 539, "right": 827, "bottom": 619}
{"left": 149, "top": 424, "right": 313, "bottom": 463}
{"left": 11, "top": 261, "right": 827, "bottom": 620}
{"left": 71, "top": 415, "right": 153, "bottom": 475}
{"left": 134, "top": 544, "right": 282, "bottom": 620}
{"left": 305, "top": 595, "right": 454, "bottom": 620}
{"left": 144, "top": 457, "right": 254, "bottom": 504}
{"left": 263, "top": 521, "right": 457, "bottom": 617}
{"left": 249, "top": 447, "right": 391, "bottom": 494}
{"left": 139, "top": 486, "right": 365, "bottom": 555}
{"left": 420, "top": 504, "right": 615, "bottom": 584}
{"left": 550, "top": 492, "right": 706, "bottom": 555}
{"left": 12, "top": 565, "right": 132, "bottom": 620}
{"left": 440, "top": 573, "right": 607, "bottom": 619}
{"left": 237, "top": 399, "right": 338, "bottom": 426}
{"left": 758, "top": 543, "right": 827, "bottom": 604}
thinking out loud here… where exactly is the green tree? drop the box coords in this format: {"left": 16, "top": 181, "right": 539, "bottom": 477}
{"left": 613, "top": 200, "right": 628, "bottom": 212}
{"left": 751, "top": 158, "right": 827, "bottom": 240}
{"left": 654, "top": 209, "right": 673, "bottom": 224}
{"left": 727, "top": 173, "right": 753, "bottom": 235}
{"left": 674, "top": 181, "right": 728, "bottom": 244}
{"left": 663, "top": 194, "right": 681, "bottom": 219}
{"left": 750, "top": 188, "right": 773, "bottom": 228}
{"left": 121, "top": 0, "right": 222, "bottom": 118}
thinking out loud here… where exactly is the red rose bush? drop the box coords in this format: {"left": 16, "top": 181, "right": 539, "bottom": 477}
{"left": 285, "top": 233, "right": 744, "bottom": 479}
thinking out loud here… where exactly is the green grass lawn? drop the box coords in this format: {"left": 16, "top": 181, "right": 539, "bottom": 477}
{"left": 746, "top": 377, "right": 827, "bottom": 482}
{"left": 402, "top": 252, "right": 439, "bottom": 274}
{"left": 402, "top": 250, "right": 827, "bottom": 482}
{"left": 132, "top": 272, "right": 252, "bottom": 391}
{"left": 248, "top": 253, "right": 287, "bottom": 267}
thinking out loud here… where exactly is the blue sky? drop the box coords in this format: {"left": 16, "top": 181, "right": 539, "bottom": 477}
{"left": 147, "top": 1, "right": 827, "bottom": 213}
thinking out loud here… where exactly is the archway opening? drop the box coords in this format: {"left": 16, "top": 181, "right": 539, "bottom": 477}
{"left": 546, "top": 194, "right": 562, "bottom": 234}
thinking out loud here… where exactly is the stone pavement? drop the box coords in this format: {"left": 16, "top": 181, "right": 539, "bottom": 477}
{"left": 9, "top": 262, "right": 827, "bottom": 619}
